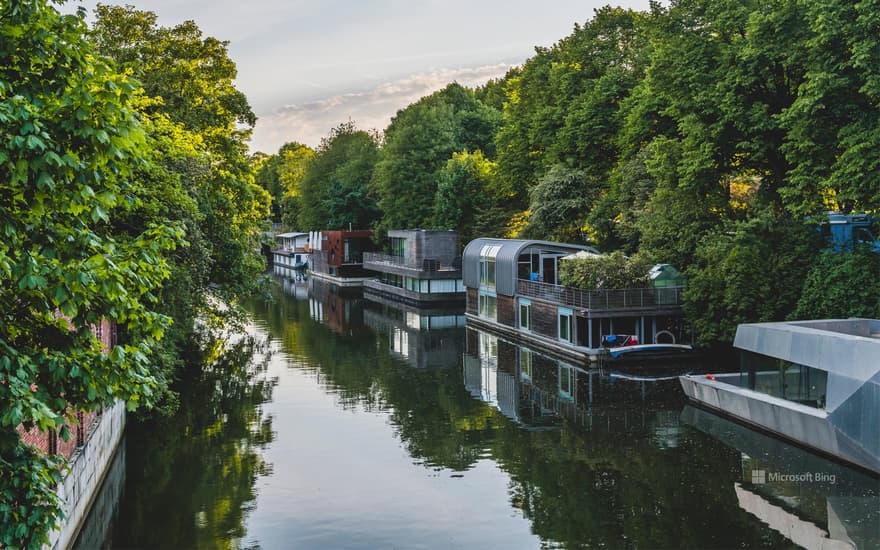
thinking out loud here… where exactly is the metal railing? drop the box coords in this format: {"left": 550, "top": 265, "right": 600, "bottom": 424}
{"left": 517, "top": 279, "right": 684, "bottom": 311}
{"left": 363, "top": 252, "right": 460, "bottom": 272}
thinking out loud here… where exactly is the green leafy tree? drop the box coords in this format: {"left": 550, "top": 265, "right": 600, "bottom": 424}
{"left": 433, "top": 150, "right": 499, "bottom": 245}
{"left": 524, "top": 165, "right": 597, "bottom": 243}
{"left": 0, "top": 1, "right": 184, "bottom": 545}
{"left": 373, "top": 83, "right": 501, "bottom": 231}
{"left": 91, "top": 3, "right": 270, "bottom": 302}
{"left": 683, "top": 209, "right": 818, "bottom": 345}
{"left": 793, "top": 248, "right": 880, "bottom": 320}
{"left": 277, "top": 142, "right": 315, "bottom": 228}
{"left": 297, "top": 122, "right": 380, "bottom": 231}
{"left": 495, "top": 7, "right": 650, "bottom": 225}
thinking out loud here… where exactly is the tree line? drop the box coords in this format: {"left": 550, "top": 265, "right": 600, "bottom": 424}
{"left": 257, "top": 0, "right": 880, "bottom": 346}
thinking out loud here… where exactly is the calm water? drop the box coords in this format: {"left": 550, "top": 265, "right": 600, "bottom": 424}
{"left": 77, "top": 275, "right": 880, "bottom": 549}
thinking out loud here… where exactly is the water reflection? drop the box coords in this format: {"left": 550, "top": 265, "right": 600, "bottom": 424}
{"left": 90, "top": 331, "right": 276, "bottom": 548}
{"left": 363, "top": 296, "right": 465, "bottom": 369}
{"left": 80, "top": 276, "right": 878, "bottom": 549}
{"left": 682, "top": 405, "right": 880, "bottom": 550}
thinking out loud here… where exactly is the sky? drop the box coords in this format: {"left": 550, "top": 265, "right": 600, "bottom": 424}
{"left": 63, "top": 0, "right": 652, "bottom": 154}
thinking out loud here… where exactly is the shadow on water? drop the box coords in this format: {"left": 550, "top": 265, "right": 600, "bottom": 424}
{"left": 77, "top": 273, "right": 879, "bottom": 548}
{"left": 75, "top": 329, "right": 277, "bottom": 549}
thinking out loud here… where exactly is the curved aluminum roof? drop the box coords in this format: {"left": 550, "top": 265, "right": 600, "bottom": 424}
{"left": 463, "top": 238, "right": 598, "bottom": 296}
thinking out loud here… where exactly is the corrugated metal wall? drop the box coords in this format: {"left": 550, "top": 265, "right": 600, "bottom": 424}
{"left": 463, "top": 238, "right": 598, "bottom": 296}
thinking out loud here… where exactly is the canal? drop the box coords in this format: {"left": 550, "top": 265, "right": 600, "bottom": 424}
{"left": 77, "top": 276, "right": 880, "bottom": 549}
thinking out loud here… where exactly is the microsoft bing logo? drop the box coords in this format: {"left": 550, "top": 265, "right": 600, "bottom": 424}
{"left": 751, "top": 470, "right": 766, "bottom": 484}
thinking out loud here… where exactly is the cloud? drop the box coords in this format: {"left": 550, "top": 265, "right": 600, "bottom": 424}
{"left": 249, "top": 63, "right": 513, "bottom": 154}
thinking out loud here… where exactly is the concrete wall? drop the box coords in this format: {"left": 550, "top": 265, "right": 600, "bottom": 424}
{"left": 46, "top": 401, "right": 126, "bottom": 550}
{"left": 390, "top": 230, "right": 459, "bottom": 266}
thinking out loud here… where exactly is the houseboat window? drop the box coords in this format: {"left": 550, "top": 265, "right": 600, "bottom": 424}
{"left": 558, "top": 308, "right": 573, "bottom": 343}
{"left": 519, "top": 299, "right": 531, "bottom": 331}
{"left": 479, "top": 245, "right": 500, "bottom": 289}
{"left": 559, "top": 365, "right": 574, "bottom": 400}
{"left": 479, "top": 291, "right": 497, "bottom": 320}
{"left": 431, "top": 279, "right": 456, "bottom": 293}
{"left": 390, "top": 237, "right": 406, "bottom": 258}
{"left": 520, "top": 349, "right": 532, "bottom": 381}
{"left": 739, "top": 351, "right": 828, "bottom": 409}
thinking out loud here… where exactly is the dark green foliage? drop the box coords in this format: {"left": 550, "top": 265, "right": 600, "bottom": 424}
{"left": 373, "top": 83, "right": 501, "bottom": 231}
{"left": 683, "top": 210, "right": 819, "bottom": 346}
{"left": 496, "top": 7, "right": 650, "bottom": 212}
{"left": 524, "top": 165, "right": 598, "bottom": 243}
{"left": 433, "top": 151, "right": 497, "bottom": 246}
{"left": 297, "top": 122, "right": 380, "bottom": 231}
{"left": 793, "top": 249, "right": 880, "bottom": 320}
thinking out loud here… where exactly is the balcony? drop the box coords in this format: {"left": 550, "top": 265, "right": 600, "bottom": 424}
{"left": 363, "top": 252, "right": 462, "bottom": 275}
{"left": 517, "top": 279, "right": 684, "bottom": 313}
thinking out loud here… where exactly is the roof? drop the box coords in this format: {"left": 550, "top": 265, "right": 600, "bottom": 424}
{"left": 276, "top": 232, "right": 308, "bottom": 238}
{"left": 463, "top": 238, "right": 599, "bottom": 295}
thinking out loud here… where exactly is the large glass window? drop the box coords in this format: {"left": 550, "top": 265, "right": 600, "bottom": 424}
{"left": 520, "top": 349, "right": 533, "bottom": 382}
{"left": 559, "top": 365, "right": 574, "bottom": 400}
{"left": 479, "top": 245, "right": 500, "bottom": 289}
{"left": 479, "top": 291, "right": 497, "bottom": 320}
{"left": 559, "top": 308, "right": 573, "bottom": 343}
{"left": 519, "top": 299, "right": 531, "bottom": 331}
{"left": 740, "top": 351, "right": 828, "bottom": 409}
{"left": 390, "top": 237, "right": 406, "bottom": 259}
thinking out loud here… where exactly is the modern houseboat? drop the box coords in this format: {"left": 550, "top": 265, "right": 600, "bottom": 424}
{"left": 362, "top": 229, "right": 464, "bottom": 306}
{"left": 462, "top": 238, "right": 692, "bottom": 363}
{"left": 307, "top": 229, "right": 378, "bottom": 286}
{"left": 680, "top": 318, "right": 880, "bottom": 474}
{"left": 272, "top": 231, "right": 310, "bottom": 275}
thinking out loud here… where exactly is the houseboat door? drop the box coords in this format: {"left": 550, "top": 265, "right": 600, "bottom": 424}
{"left": 540, "top": 254, "right": 561, "bottom": 285}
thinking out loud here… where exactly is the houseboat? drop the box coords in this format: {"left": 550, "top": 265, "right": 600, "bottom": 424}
{"left": 462, "top": 238, "right": 692, "bottom": 364}
{"left": 362, "top": 229, "right": 464, "bottom": 306}
{"left": 272, "top": 231, "right": 310, "bottom": 275}
{"left": 680, "top": 318, "right": 880, "bottom": 474}
{"left": 307, "top": 229, "right": 378, "bottom": 286}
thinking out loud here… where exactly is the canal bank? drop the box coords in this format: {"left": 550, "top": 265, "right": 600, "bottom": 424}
{"left": 73, "top": 276, "right": 880, "bottom": 548}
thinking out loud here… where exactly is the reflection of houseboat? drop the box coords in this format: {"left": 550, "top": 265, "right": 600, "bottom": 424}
{"left": 680, "top": 319, "right": 880, "bottom": 474}
{"left": 272, "top": 232, "right": 310, "bottom": 273}
{"left": 362, "top": 296, "right": 465, "bottom": 369}
{"left": 462, "top": 326, "right": 685, "bottom": 434}
{"left": 307, "top": 230, "right": 378, "bottom": 286}
{"left": 682, "top": 405, "right": 879, "bottom": 550}
{"left": 462, "top": 238, "right": 692, "bottom": 364}
{"left": 307, "top": 278, "right": 367, "bottom": 335}
{"left": 363, "top": 229, "right": 464, "bottom": 306}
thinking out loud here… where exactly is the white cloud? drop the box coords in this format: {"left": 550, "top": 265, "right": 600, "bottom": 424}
{"left": 249, "top": 63, "right": 513, "bottom": 154}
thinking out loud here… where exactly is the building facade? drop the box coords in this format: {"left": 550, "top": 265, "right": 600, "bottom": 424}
{"left": 363, "top": 229, "right": 464, "bottom": 305}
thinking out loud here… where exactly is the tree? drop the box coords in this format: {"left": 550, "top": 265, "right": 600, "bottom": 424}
{"left": 433, "top": 151, "right": 498, "bottom": 245}
{"left": 682, "top": 209, "right": 818, "bottom": 345}
{"left": 297, "top": 122, "right": 380, "bottom": 231}
{"left": 373, "top": 83, "right": 501, "bottom": 232}
{"left": 793, "top": 248, "right": 880, "bottom": 320}
{"left": 524, "top": 165, "right": 597, "bottom": 243}
{"left": 91, "top": 4, "right": 270, "bottom": 302}
{"left": 0, "top": 1, "right": 183, "bottom": 545}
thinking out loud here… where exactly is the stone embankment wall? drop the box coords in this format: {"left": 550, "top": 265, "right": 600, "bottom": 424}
{"left": 45, "top": 400, "right": 126, "bottom": 550}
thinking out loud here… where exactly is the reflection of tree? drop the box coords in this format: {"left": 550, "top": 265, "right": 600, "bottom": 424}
{"left": 106, "top": 332, "right": 275, "bottom": 548}
{"left": 253, "top": 284, "right": 792, "bottom": 548}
